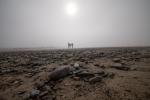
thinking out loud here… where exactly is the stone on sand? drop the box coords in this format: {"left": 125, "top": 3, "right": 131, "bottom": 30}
{"left": 113, "top": 58, "right": 121, "bottom": 62}
{"left": 30, "top": 89, "right": 40, "bottom": 97}
{"left": 111, "top": 63, "right": 129, "bottom": 71}
{"left": 89, "top": 76, "right": 102, "bottom": 83}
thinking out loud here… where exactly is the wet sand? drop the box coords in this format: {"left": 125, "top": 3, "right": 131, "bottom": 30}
{"left": 0, "top": 47, "right": 150, "bottom": 100}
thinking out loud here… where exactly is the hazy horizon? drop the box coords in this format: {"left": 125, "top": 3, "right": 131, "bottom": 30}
{"left": 0, "top": 0, "right": 150, "bottom": 48}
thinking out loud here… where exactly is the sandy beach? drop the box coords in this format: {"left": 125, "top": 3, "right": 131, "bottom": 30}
{"left": 0, "top": 47, "right": 150, "bottom": 100}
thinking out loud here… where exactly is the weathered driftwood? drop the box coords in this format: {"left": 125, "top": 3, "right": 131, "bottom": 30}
{"left": 48, "top": 66, "right": 73, "bottom": 81}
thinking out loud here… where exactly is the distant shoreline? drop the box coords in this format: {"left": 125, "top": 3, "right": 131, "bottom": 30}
{"left": 0, "top": 46, "right": 150, "bottom": 53}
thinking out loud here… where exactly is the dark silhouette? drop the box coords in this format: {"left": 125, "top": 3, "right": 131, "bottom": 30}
{"left": 68, "top": 42, "right": 73, "bottom": 48}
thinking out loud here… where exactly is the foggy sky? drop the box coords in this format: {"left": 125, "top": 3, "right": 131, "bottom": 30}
{"left": 0, "top": 0, "right": 150, "bottom": 48}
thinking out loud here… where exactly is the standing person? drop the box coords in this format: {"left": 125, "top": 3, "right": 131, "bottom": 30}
{"left": 68, "top": 42, "right": 71, "bottom": 48}
{"left": 72, "top": 43, "right": 73, "bottom": 48}
{"left": 68, "top": 42, "right": 69, "bottom": 48}
{"left": 68, "top": 42, "right": 74, "bottom": 49}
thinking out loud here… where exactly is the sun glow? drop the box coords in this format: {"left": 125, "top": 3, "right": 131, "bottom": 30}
{"left": 66, "top": 2, "right": 77, "bottom": 16}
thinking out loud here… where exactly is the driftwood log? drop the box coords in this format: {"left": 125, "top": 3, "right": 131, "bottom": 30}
{"left": 48, "top": 66, "right": 73, "bottom": 81}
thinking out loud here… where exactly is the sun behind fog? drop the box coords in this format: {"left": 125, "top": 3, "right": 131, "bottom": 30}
{"left": 66, "top": 2, "right": 78, "bottom": 16}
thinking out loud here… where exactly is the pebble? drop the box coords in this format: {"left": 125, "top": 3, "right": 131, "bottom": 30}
{"left": 89, "top": 76, "right": 102, "bottom": 83}
{"left": 17, "top": 90, "right": 25, "bottom": 95}
{"left": 111, "top": 63, "right": 129, "bottom": 71}
{"left": 30, "top": 89, "right": 40, "bottom": 97}
{"left": 72, "top": 76, "right": 80, "bottom": 80}
{"left": 24, "top": 73, "right": 33, "bottom": 78}
{"left": 94, "top": 63, "right": 100, "bottom": 67}
{"left": 13, "top": 80, "right": 19, "bottom": 84}
{"left": 22, "top": 93, "right": 30, "bottom": 100}
{"left": 108, "top": 72, "right": 115, "bottom": 78}
{"left": 45, "top": 85, "right": 51, "bottom": 91}
{"left": 74, "top": 63, "right": 80, "bottom": 68}
{"left": 76, "top": 70, "right": 94, "bottom": 78}
{"left": 39, "top": 91, "right": 48, "bottom": 97}
{"left": 113, "top": 58, "right": 120, "bottom": 62}
{"left": 111, "top": 63, "right": 122, "bottom": 68}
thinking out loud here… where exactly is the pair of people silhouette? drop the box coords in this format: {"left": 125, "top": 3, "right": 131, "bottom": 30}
{"left": 68, "top": 42, "right": 73, "bottom": 48}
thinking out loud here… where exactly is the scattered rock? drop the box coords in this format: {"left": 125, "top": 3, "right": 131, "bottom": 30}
{"left": 72, "top": 69, "right": 83, "bottom": 74}
{"left": 100, "top": 64, "right": 105, "bottom": 69}
{"left": 13, "top": 80, "right": 20, "bottom": 84}
{"left": 121, "top": 60, "right": 127, "bottom": 65}
{"left": 35, "top": 80, "right": 46, "bottom": 88}
{"left": 45, "top": 85, "right": 51, "bottom": 91}
{"left": 89, "top": 76, "right": 102, "bottom": 83}
{"left": 111, "top": 63, "right": 129, "bottom": 71}
{"left": 94, "top": 63, "right": 100, "bottom": 67}
{"left": 1, "top": 48, "right": 149, "bottom": 100}
{"left": 94, "top": 70, "right": 105, "bottom": 76}
{"left": 72, "top": 76, "right": 80, "bottom": 81}
{"left": 76, "top": 70, "right": 94, "bottom": 78}
{"left": 107, "top": 72, "right": 115, "bottom": 78}
{"left": 22, "top": 93, "right": 30, "bottom": 100}
{"left": 101, "top": 73, "right": 109, "bottom": 78}
{"left": 24, "top": 73, "right": 33, "bottom": 78}
{"left": 30, "top": 89, "right": 40, "bottom": 97}
{"left": 13, "top": 80, "right": 21, "bottom": 86}
{"left": 113, "top": 58, "right": 120, "bottom": 62}
{"left": 39, "top": 91, "right": 48, "bottom": 97}
{"left": 125, "top": 89, "right": 131, "bottom": 92}
{"left": 75, "top": 83, "right": 82, "bottom": 88}
{"left": 111, "top": 63, "right": 122, "bottom": 67}
{"left": 74, "top": 63, "right": 80, "bottom": 68}
{"left": 130, "top": 67, "right": 137, "bottom": 71}
{"left": 0, "top": 69, "right": 15, "bottom": 74}
{"left": 17, "top": 90, "right": 25, "bottom": 95}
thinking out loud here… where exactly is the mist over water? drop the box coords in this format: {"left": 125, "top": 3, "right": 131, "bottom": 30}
{"left": 0, "top": 0, "right": 150, "bottom": 48}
